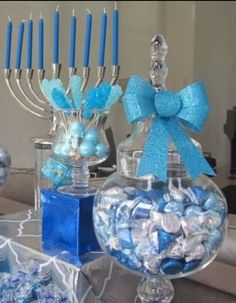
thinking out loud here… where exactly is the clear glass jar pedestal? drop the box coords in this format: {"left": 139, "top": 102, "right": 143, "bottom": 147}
{"left": 137, "top": 277, "right": 174, "bottom": 303}
{"left": 58, "top": 163, "right": 97, "bottom": 197}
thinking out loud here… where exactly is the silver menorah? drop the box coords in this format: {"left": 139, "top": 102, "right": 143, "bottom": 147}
{"left": 3, "top": 12, "right": 120, "bottom": 210}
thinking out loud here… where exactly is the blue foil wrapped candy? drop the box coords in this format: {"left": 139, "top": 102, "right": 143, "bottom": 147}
{"left": 183, "top": 260, "right": 201, "bottom": 273}
{"left": 160, "top": 258, "right": 183, "bottom": 275}
{"left": 187, "top": 186, "right": 209, "bottom": 205}
{"left": 158, "top": 231, "right": 176, "bottom": 253}
{"left": 94, "top": 182, "right": 227, "bottom": 277}
{"left": 0, "top": 267, "right": 69, "bottom": 302}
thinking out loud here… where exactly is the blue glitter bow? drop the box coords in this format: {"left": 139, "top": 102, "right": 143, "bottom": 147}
{"left": 122, "top": 75, "right": 216, "bottom": 181}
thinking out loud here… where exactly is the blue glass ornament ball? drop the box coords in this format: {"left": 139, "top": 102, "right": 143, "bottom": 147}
{"left": 54, "top": 143, "right": 71, "bottom": 157}
{"left": 0, "top": 146, "right": 11, "bottom": 168}
{"left": 68, "top": 121, "right": 85, "bottom": 138}
{"left": 0, "top": 146, "right": 11, "bottom": 188}
{"left": 95, "top": 143, "right": 109, "bottom": 158}
{"left": 79, "top": 141, "right": 96, "bottom": 158}
{"left": 83, "top": 128, "right": 100, "bottom": 144}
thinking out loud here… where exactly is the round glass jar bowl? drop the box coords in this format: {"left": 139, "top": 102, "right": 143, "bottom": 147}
{"left": 94, "top": 170, "right": 227, "bottom": 277}
{"left": 93, "top": 120, "right": 228, "bottom": 302}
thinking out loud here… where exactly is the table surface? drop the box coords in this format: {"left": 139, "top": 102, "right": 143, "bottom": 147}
{"left": 0, "top": 208, "right": 235, "bottom": 303}
{"left": 0, "top": 209, "right": 142, "bottom": 303}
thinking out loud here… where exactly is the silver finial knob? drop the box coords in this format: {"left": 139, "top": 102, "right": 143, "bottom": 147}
{"left": 149, "top": 34, "right": 168, "bottom": 90}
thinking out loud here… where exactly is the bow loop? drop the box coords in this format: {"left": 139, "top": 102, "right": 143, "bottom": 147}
{"left": 154, "top": 91, "right": 182, "bottom": 118}
{"left": 122, "top": 75, "right": 216, "bottom": 182}
{"left": 123, "top": 75, "right": 156, "bottom": 124}
{"left": 177, "top": 81, "right": 210, "bottom": 132}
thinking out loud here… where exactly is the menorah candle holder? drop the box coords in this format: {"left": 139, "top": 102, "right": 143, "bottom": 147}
{"left": 4, "top": 6, "right": 120, "bottom": 210}
{"left": 4, "top": 4, "right": 121, "bottom": 257}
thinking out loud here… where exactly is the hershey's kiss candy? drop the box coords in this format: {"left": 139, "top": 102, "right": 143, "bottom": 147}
{"left": 183, "top": 260, "right": 201, "bottom": 273}
{"left": 158, "top": 230, "right": 176, "bottom": 253}
{"left": 150, "top": 210, "right": 163, "bottom": 227}
{"left": 143, "top": 253, "right": 163, "bottom": 274}
{"left": 185, "top": 244, "right": 206, "bottom": 262}
{"left": 164, "top": 201, "right": 184, "bottom": 217}
{"left": 131, "top": 199, "right": 152, "bottom": 219}
{"left": 184, "top": 205, "right": 202, "bottom": 219}
{"left": 160, "top": 258, "right": 183, "bottom": 275}
{"left": 186, "top": 186, "right": 209, "bottom": 205}
{"left": 166, "top": 243, "right": 184, "bottom": 259}
{"left": 169, "top": 187, "right": 186, "bottom": 202}
{"left": 117, "top": 228, "right": 133, "bottom": 250}
{"left": 178, "top": 234, "right": 206, "bottom": 254}
{"left": 200, "top": 210, "right": 222, "bottom": 229}
{"left": 181, "top": 217, "right": 208, "bottom": 238}
{"left": 131, "top": 220, "right": 150, "bottom": 246}
{"left": 161, "top": 213, "right": 181, "bottom": 234}
{"left": 135, "top": 238, "right": 156, "bottom": 260}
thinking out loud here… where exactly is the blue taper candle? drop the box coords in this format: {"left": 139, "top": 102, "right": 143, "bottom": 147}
{"left": 112, "top": 2, "right": 119, "bottom": 65}
{"left": 69, "top": 9, "right": 76, "bottom": 68}
{"left": 98, "top": 8, "right": 107, "bottom": 67}
{"left": 53, "top": 6, "right": 60, "bottom": 64}
{"left": 4, "top": 16, "right": 12, "bottom": 69}
{"left": 38, "top": 13, "right": 44, "bottom": 69}
{"left": 83, "top": 9, "right": 92, "bottom": 68}
{"left": 15, "top": 20, "right": 25, "bottom": 69}
{"left": 27, "top": 14, "right": 33, "bottom": 69}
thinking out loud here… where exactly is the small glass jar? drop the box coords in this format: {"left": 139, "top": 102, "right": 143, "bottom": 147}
{"left": 52, "top": 110, "right": 110, "bottom": 196}
{"left": 31, "top": 137, "right": 53, "bottom": 210}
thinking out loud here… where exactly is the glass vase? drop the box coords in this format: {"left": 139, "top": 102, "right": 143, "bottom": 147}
{"left": 93, "top": 119, "right": 228, "bottom": 303}
{"left": 52, "top": 110, "right": 110, "bottom": 196}
{"left": 30, "top": 109, "right": 59, "bottom": 209}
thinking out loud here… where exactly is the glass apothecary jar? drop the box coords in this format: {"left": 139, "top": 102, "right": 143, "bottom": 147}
{"left": 93, "top": 119, "right": 228, "bottom": 303}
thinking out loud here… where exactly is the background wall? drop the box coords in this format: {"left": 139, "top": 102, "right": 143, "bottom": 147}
{"left": 163, "top": 1, "right": 236, "bottom": 173}
{"left": 193, "top": 1, "right": 236, "bottom": 173}
{"left": 0, "top": 1, "right": 235, "bottom": 175}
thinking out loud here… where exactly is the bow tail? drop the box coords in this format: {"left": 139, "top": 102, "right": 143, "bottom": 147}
{"left": 165, "top": 119, "right": 216, "bottom": 179}
{"left": 137, "top": 118, "right": 169, "bottom": 181}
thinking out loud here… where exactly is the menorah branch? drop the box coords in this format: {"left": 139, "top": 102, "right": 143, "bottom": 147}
{"left": 80, "top": 67, "right": 90, "bottom": 92}
{"left": 95, "top": 66, "right": 106, "bottom": 87}
{"left": 110, "top": 65, "right": 120, "bottom": 85}
{"left": 4, "top": 69, "right": 48, "bottom": 119}
{"left": 26, "top": 69, "right": 48, "bottom": 105}
{"left": 66, "top": 67, "right": 77, "bottom": 95}
{"left": 14, "top": 69, "right": 48, "bottom": 113}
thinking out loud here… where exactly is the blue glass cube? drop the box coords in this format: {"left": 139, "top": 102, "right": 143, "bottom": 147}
{"left": 41, "top": 189, "right": 101, "bottom": 257}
